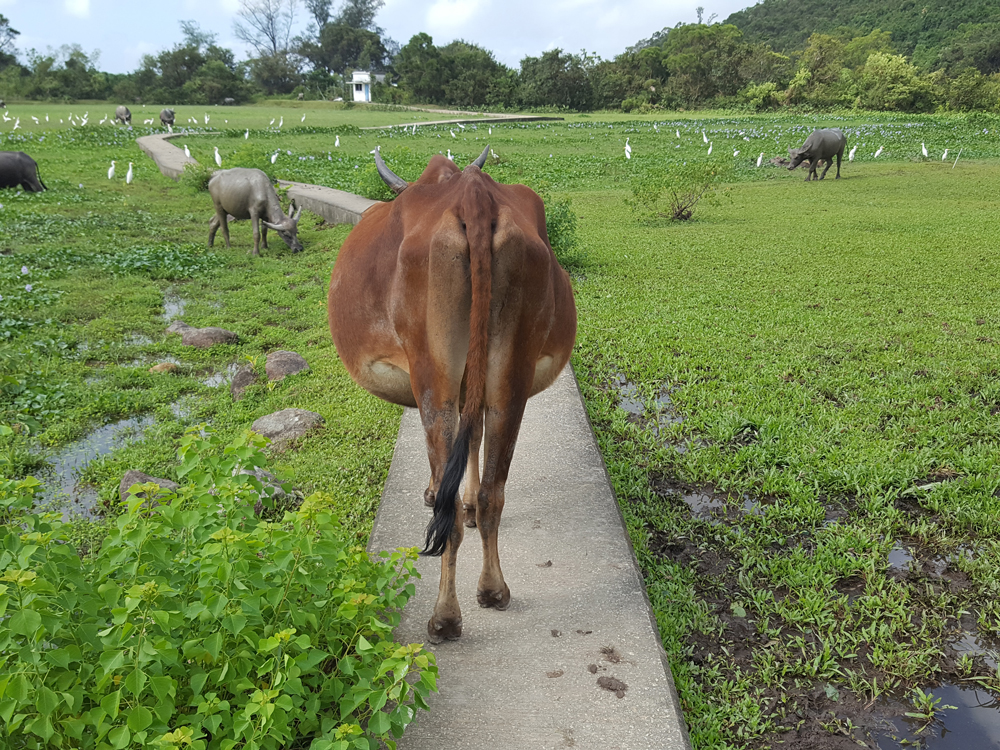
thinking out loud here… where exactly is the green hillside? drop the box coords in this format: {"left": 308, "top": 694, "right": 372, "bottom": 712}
{"left": 724, "top": 0, "right": 1000, "bottom": 69}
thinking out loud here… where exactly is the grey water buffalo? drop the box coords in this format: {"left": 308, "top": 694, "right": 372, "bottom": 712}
{"left": 114, "top": 105, "right": 131, "bottom": 125}
{"left": 222, "top": 97, "right": 235, "bottom": 106}
{"left": 207, "top": 168, "right": 303, "bottom": 256}
{"left": 0, "top": 152, "right": 47, "bottom": 192}
{"left": 788, "top": 128, "right": 847, "bottom": 181}
{"left": 159, "top": 108, "right": 175, "bottom": 127}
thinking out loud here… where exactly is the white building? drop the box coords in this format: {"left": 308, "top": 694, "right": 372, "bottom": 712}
{"left": 351, "top": 71, "right": 386, "bottom": 103}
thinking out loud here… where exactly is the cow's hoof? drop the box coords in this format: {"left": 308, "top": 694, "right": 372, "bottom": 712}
{"left": 423, "top": 488, "right": 436, "bottom": 508}
{"left": 477, "top": 584, "right": 511, "bottom": 610}
{"left": 463, "top": 504, "right": 477, "bottom": 528}
{"left": 427, "top": 615, "right": 462, "bottom": 643}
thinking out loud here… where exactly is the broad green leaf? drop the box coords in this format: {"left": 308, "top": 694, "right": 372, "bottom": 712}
{"left": 34, "top": 686, "right": 58, "bottom": 716}
{"left": 108, "top": 725, "right": 131, "bottom": 749}
{"left": 9, "top": 609, "right": 41, "bottom": 636}
{"left": 101, "top": 690, "right": 121, "bottom": 720}
{"left": 124, "top": 667, "right": 146, "bottom": 697}
{"left": 368, "top": 710, "right": 389, "bottom": 735}
{"left": 127, "top": 705, "right": 153, "bottom": 732}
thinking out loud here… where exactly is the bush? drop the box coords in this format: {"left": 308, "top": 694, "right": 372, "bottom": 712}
{"left": 0, "top": 428, "right": 436, "bottom": 749}
{"left": 179, "top": 162, "right": 215, "bottom": 194}
{"left": 626, "top": 161, "right": 731, "bottom": 221}
{"left": 96, "top": 243, "right": 223, "bottom": 280}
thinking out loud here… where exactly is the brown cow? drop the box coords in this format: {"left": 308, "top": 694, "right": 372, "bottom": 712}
{"left": 328, "top": 146, "right": 577, "bottom": 642}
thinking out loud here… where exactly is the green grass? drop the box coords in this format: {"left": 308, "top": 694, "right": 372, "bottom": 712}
{"left": 4, "top": 107, "right": 1000, "bottom": 748}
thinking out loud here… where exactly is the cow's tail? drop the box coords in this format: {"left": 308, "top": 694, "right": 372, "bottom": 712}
{"left": 423, "top": 184, "right": 493, "bottom": 556}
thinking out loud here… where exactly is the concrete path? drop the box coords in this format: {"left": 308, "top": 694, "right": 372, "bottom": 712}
{"left": 136, "top": 132, "right": 201, "bottom": 181}
{"left": 275, "top": 180, "right": 376, "bottom": 225}
{"left": 369, "top": 367, "right": 691, "bottom": 750}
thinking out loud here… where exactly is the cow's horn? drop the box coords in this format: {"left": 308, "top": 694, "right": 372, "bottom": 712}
{"left": 374, "top": 148, "right": 407, "bottom": 195}
{"left": 293, "top": 205, "right": 302, "bottom": 222}
{"left": 471, "top": 145, "right": 490, "bottom": 169}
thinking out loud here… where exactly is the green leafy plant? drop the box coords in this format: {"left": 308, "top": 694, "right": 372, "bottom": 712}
{"left": 179, "top": 163, "right": 215, "bottom": 194}
{"left": 904, "top": 687, "right": 957, "bottom": 725}
{"left": 626, "top": 160, "right": 731, "bottom": 221}
{"left": 0, "top": 428, "right": 436, "bottom": 749}
{"left": 96, "top": 243, "right": 223, "bottom": 280}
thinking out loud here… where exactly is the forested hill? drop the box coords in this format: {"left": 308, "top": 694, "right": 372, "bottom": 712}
{"left": 724, "top": 0, "right": 1000, "bottom": 67}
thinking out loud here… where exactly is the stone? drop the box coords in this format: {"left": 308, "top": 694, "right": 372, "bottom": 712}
{"left": 266, "top": 350, "right": 309, "bottom": 381}
{"left": 251, "top": 408, "right": 323, "bottom": 446}
{"left": 149, "top": 362, "right": 178, "bottom": 374}
{"left": 166, "top": 320, "right": 238, "bottom": 348}
{"left": 119, "top": 470, "right": 179, "bottom": 506}
{"left": 230, "top": 365, "right": 259, "bottom": 401}
{"left": 232, "top": 465, "right": 301, "bottom": 517}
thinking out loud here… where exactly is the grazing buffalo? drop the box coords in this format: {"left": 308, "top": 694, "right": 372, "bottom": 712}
{"left": 159, "top": 108, "right": 175, "bottom": 127}
{"left": 222, "top": 97, "right": 235, "bottom": 106}
{"left": 0, "top": 151, "right": 47, "bottom": 192}
{"left": 0, "top": 99, "right": 5, "bottom": 109}
{"left": 114, "top": 105, "right": 131, "bottom": 125}
{"left": 207, "top": 168, "right": 303, "bottom": 256}
{"left": 788, "top": 128, "right": 847, "bottom": 181}
{"left": 328, "top": 147, "right": 577, "bottom": 642}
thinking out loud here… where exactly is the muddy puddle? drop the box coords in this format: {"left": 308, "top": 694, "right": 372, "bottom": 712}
{"left": 162, "top": 291, "right": 188, "bottom": 321}
{"left": 35, "top": 414, "right": 155, "bottom": 519}
{"left": 888, "top": 545, "right": 915, "bottom": 571}
{"left": 876, "top": 683, "right": 1000, "bottom": 749}
{"left": 611, "top": 372, "right": 682, "bottom": 428}
{"left": 202, "top": 362, "right": 242, "bottom": 387}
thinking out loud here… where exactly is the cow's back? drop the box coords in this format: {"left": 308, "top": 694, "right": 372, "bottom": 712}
{"left": 208, "top": 168, "right": 269, "bottom": 219}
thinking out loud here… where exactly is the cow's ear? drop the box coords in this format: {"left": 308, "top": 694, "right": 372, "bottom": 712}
{"left": 788, "top": 148, "right": 799, "bottom": 157}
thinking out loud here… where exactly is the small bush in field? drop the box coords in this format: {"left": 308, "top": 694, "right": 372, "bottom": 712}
{"left": 96, "top": 243, "right": 223, "bottom": 280}
{"left": 0, "top": 428, "right": 436, "bottom": 749}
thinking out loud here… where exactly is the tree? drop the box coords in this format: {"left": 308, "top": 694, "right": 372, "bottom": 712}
{"left": 303, "top": 23, "right": 388, "bottom": 74}
{"left": 234, "top": 0, "right": 297, "bottom": 57}
{"left": 395, "top": 33, "right": 446, "bottom": 101}
{"left": 334, "top": 0, "right": 384, "bottom": 33}
{"left": 305, "top": 0, "right": 333, "bottom": 28}
{"left": 661, "top": 24, "right": 750, "bottom": 106}
{"left": 519, "top": 49, "right": 593, "bottom": 110}
{"left": 179, "top": 20, "right": 217, "bottom": 52}
{"left": 852, "top": 52, "right": 941, "bottom": 111}
{"left": 0, "top": 14, "right": 19, "bottom": 69}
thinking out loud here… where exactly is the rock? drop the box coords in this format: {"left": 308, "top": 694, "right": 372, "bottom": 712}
{"left": 769, "top": 156, "right": 790, "bottom": 166}
{"left": 119, "top": 470, "right": 179, "bottom": 506}
{"left": 149, "top": 362, "right": 178, "bottom": 374}
{"left": 166, "top": 320, "right": 238, "bottom": 348}
{"left": 231, "top": 365, "right": 259, "bottom": 401}
{"left": 266, "top": 350, "right": 309, "bottom": 381}
{"left": 251, "top": 408, "right": 323, "bottom": 446}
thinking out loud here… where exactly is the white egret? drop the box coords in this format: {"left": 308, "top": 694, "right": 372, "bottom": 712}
{"left": 301, "top": 114, "right": 305, "bottom": 122}
{"left": 703, "top": 131, "right": 708, "bottom": 143}
{"left": 757, "top": 152, "right": 764, "bottom": 167}
{"left": 413, "top": 124, "right": 418, "bottom": 135}
{"left": 488, "top": 126, "right": 492, "bottom": 135}
{"left": 125, "top": 162, "right": 133, "bottom": 184}
{"left": 184, "top": 145, "right": 191, "bottom": 158}
{"left": 270, "top": 118, "right": 275, "bottom": 126}
{"left": 848, "top": 145, "right": 857, "bottom": 161}
{"left": 874, "top": 146, "right": 883, "bottom": 158}
{"left": 458, "top": 123, "right": 465, "bottom": 130}
{"left": 271, "top": 151, "right": 279, "bottom": 164}
{"left": 214, "top": 147, "right": 222, "bottom": 167}
{"left": 244, "top": 129, "right": 249, "bottom": 139}
{"left": 624, "top": 137, "right": 631, "bottom": 159}
{"left": 278, "top": 116, "right": 283, "bottom": 128}
{"left": 45, "top": 115, "right": 49, "bottom": 122}
{"left": 676, "top": 129, "right": 680, "bottom": 138}
{"left": 447, "top": 149, "right": 453, "bottom": 160}
{"left": 107, "top": 160, "right": 116, "bottom": 180}
{"left": 733, "top": 149, "right": 740, "bottom": 157}
{"left": 942, "top": 149, "right": 948, "bottom": 160}
{"left": 921, "top": 142, "right": 928, "bottom": 158}
{"left": 12, "top": 118, "right": 19, "bottom": 130}
{"left": 31, "top": 116, "right": 38, "bottom": 124}
{"left": 99, "top": 115, "right": 107, "bottom": 125}
{"left": 450, "top": 130, "right": 456, "bottom": 138}
{"left": 707, "top": 142, "right": 713, "bottom": 156}
{"left": 654, "top": 124, "right": 659, "bottom": 132}
{"left": 335, "top": 135, "right": 340, "bottom": 147}
{"left": 490, "top": 148, "right": 498, "bottom": 159}
{"left": 167, "top": 124, "right": 172, "bottom": 134}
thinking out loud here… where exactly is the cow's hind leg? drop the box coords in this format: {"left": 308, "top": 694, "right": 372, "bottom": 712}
{"left": 463, "top": 415, "right": 484, "bottom": 528}
{"left": 819, "top": 157, "right": 833, "bottom": 180}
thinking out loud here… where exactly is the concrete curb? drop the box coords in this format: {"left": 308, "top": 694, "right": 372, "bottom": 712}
{"left": 369, "top": 366, "right": 692, "bottom": 750}
{"left": 361, "top": 115, "right": 564, "bottom": 130}
{"left": 136, "top": 132, "right": 202, "bottom": 181}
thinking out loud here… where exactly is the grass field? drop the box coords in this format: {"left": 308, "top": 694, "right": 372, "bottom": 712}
{"left": 4, "top": 107, "right": 1000, "bottom": 749}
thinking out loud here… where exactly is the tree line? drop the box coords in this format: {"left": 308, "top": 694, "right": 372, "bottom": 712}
{"left": 1, "top": 0, "right": 1000, "bottom": 113}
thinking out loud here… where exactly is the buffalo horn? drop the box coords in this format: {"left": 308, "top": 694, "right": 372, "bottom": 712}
{"left": 471, "top": 145, "right": 490, "bottom": 169}
{"left": 374, "top": 148, "right": 408, "bottom": 195}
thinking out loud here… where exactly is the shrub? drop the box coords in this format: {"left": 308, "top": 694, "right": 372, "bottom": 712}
{"left": 626, "top": 161, "right": 732, "bottom": 221}
{"left": 96, "top": 243, "right": 223, "bottom": 280}
{"left": 0, "top": 428, "right": 436, "bottom": 749}
{"left": 179, "top": 162, "right": 215, "bottom": 194}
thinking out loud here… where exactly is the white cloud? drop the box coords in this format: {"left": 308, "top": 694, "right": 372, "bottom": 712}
{"left": 426, "top": 0, "right": 484, "bottom": 35}
{"left": 64, "top": 0, "right": 90, "bottom": 18}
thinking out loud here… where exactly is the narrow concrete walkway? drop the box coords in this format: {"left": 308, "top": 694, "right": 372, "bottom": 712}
{"left": 136, "top": 132, "right": 201, "bottom": 180}
{"left": 361, "top": 115, "right": 564, "bottom": 130}
{"left": 369, "top": 367, "right": 691, "bottom": 750}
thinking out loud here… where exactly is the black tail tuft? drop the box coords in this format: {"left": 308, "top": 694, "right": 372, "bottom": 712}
{"left": 421, "top": 422, "right": 471, "bottom": 556}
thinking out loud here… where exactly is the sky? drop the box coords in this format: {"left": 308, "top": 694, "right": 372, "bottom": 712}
{"left": 0, "top": 0, "right": 752, "bottom": 74}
